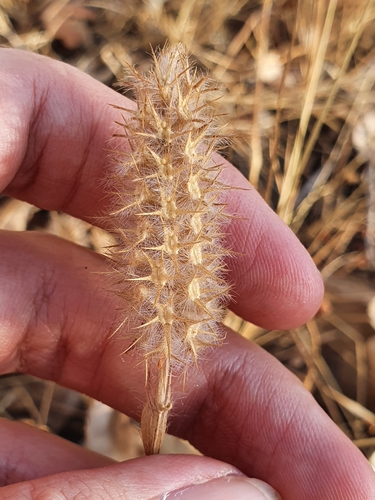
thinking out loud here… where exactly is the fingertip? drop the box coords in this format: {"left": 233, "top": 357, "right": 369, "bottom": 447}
{"left": 221, "top": 167, "right": 324, "bottom": 329}
{"left": 233, "top": 228, "right": 324, "bottom": 329}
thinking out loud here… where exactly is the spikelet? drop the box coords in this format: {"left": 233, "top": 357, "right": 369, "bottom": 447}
{"left": 107, "top": 44, "right": 232, "bottom": 455}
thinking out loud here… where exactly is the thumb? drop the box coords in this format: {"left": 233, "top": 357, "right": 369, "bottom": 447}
{"left": 162, "top": 476, "right": 281, "bottom": 500}
{"left": 0, "top": 454, "right": 281, "bottom": 500}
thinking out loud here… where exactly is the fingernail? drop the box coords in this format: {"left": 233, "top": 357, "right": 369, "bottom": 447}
{"left": 164, "top": 475, "right": 282, "bottom": 500}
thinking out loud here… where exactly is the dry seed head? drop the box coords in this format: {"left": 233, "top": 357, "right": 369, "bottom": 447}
{"left": 107, "top": 43, "right": 232, "bottom": 454}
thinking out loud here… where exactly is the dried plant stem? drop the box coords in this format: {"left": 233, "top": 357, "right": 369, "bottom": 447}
{"left": 107, "top": 44, "right": 231, "bottom": 454}
{"left": 277, "top": 0, "right": 338, "bottom": 223}
{"left": 142, "top": 356, "right": 172, "bottom": 455}
{"left": 249, "top": 0, "right": 272, "bottom": 189}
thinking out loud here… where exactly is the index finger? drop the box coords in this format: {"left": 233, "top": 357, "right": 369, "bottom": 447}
{"left": 0, "top": 48, "right": 323, "bottom": 329}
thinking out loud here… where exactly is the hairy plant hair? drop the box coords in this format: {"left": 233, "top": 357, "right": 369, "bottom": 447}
{"left": 106, "top": 43, "right": 232, "bottom": 455}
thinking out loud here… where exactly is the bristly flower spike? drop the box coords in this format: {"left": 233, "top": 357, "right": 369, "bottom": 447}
{"left": 107, "top": 43, "right": 232, "bottom": 455}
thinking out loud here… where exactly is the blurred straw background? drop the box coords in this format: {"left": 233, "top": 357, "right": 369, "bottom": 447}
{"left": 2, "top": 0, "right": 375, "bottom": 462}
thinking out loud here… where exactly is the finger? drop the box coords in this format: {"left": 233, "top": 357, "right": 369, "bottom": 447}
{"left": 0, "top": 231, "right": 373, "bottom": 499}
{"left": 0, "top": 419, "right": 113, "bottom": 485}
{"left": 0, "top": 48, "right": 323, "bottom": 329}
{"left": 222, "top": 183, "right": 323, "bottom": 327}
{"left": 0, "top": 455, "right": 280, "bottom": 500}
{"left": 0, "top": 410, "right": 279, "bottom": 500}
{"left": 178, "top": 334, "right": 375, "bottom": 500}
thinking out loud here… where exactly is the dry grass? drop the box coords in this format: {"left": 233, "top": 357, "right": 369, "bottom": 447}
{"left": 2, "top": 0, "right": 375, "bottom": 460}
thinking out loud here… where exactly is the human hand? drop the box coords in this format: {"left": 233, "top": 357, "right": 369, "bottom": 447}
{"left": 0, "top": 48, "right": 373, "bottom": 499}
